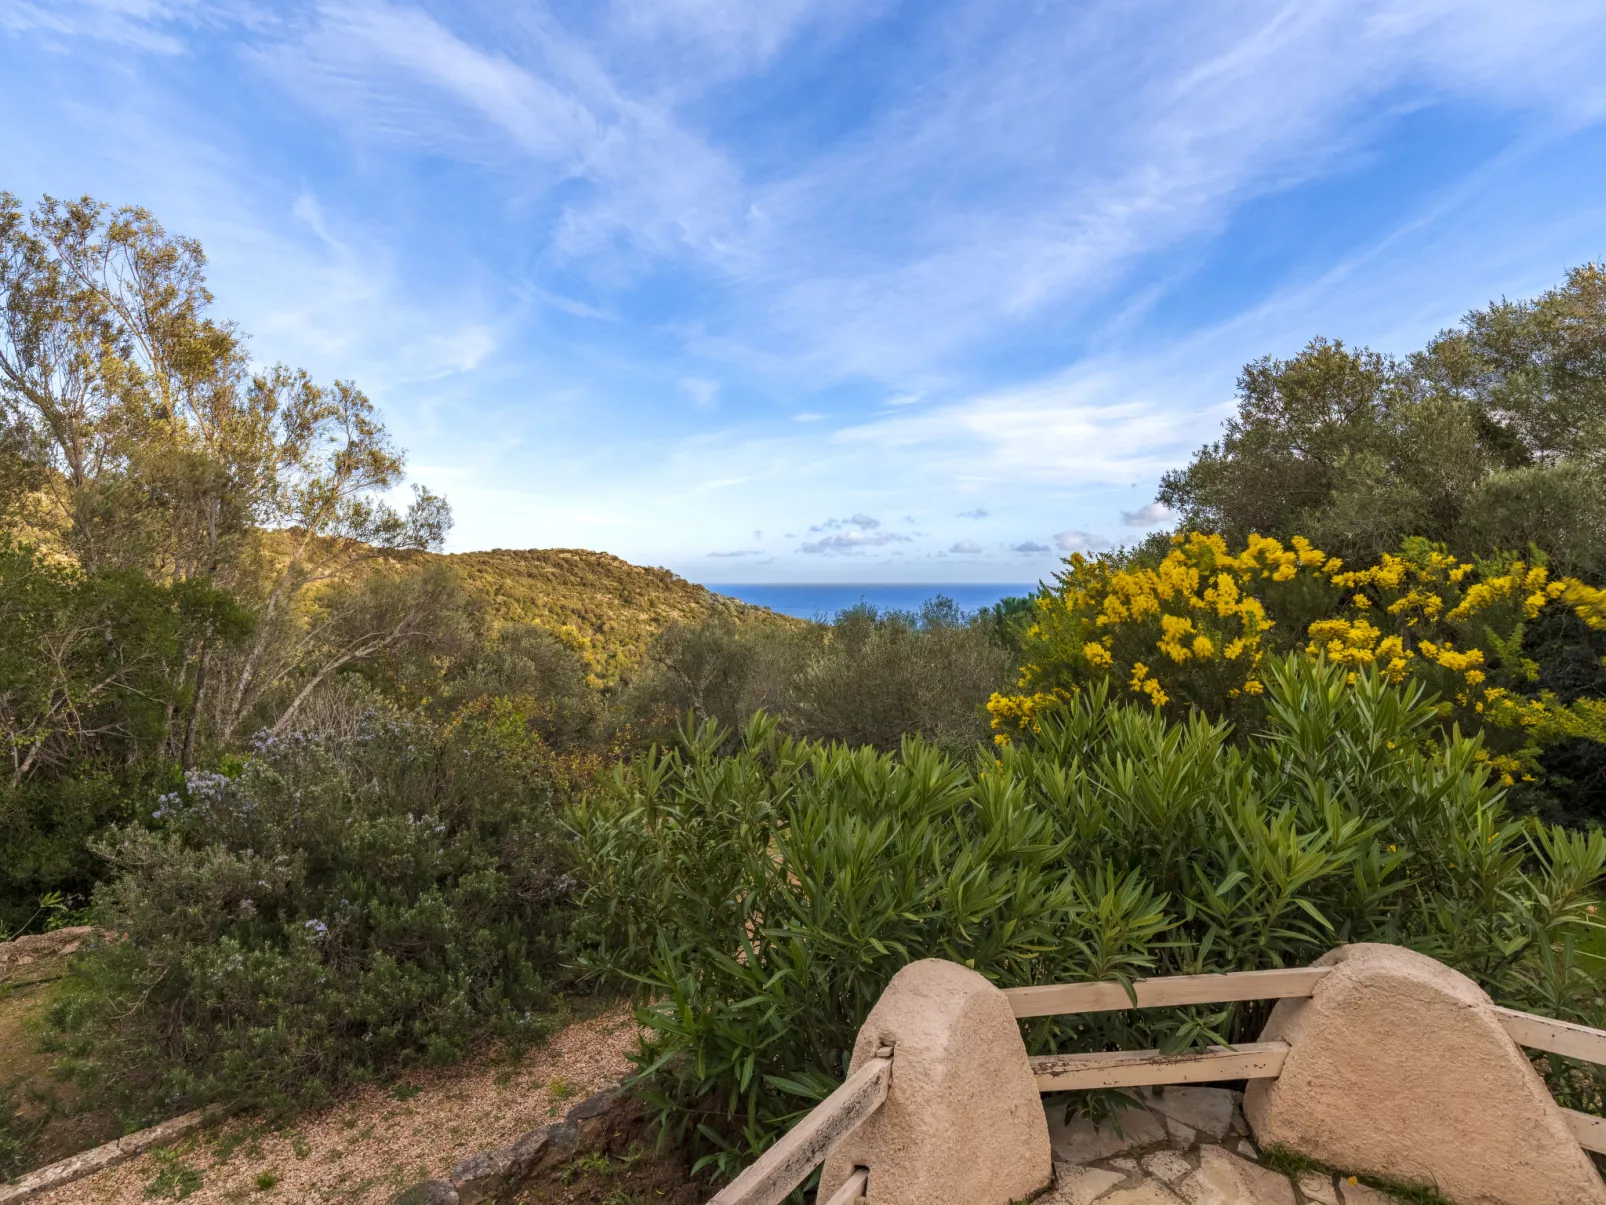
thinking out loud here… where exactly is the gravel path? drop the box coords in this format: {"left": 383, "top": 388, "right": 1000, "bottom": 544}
{"left": 34, "top": 1005, "right": 638, "bottom": 1205}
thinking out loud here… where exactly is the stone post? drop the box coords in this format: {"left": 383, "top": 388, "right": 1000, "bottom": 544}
{"left": 818, "top": 958, "right": 1052, "bottom": 1205}
{"left": 1245, "top": 943, "right": 1606, "bottom": 1205}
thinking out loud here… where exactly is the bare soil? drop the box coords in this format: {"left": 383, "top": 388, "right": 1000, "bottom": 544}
{"left": 28, "top": 1003, "right": 670, "bottom": 1205}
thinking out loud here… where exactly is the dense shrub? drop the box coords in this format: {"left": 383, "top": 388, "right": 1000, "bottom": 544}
{"left": 569, "top": 658, "right": 1606, "bottom": 1177}
{"left": 619, "top": 599, "right": 1015, "bottom": 754}
{"left": 0, "top": 538, "right": 247, "bottom": 930}
{"left": 990, "top": 532, "right": 1606, "bottom": 786}
{"left": 46, "top": 704, "right": 573, "bottom": 1121}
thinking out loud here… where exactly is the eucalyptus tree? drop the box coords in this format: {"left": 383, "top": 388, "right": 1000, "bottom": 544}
{"left": 0, "top": 192, "right": 450, "bottom": 760}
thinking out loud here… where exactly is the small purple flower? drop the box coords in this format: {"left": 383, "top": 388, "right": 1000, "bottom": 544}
{"left": 304, "top": 919, "right": 328, "bottom": 939}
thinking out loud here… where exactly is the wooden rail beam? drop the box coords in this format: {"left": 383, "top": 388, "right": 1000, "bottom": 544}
{"left": 819, "top": 1167, "right": 869, "bottom": 1205}
{"left": 1029, "top": 1041, "right": 1290, "bottom": 1091}
{"left": 1492, "top": 1006, "right": 1606, "bottom": 1069}
{"left": 706, "top": 1056, "right": 891, "bottom": 1205}
{"left": 1563, "top": 1109, "right": 1606, "bottom": 1155}
{"left": 1004, "top": 967, "right": 1330, "bottom": 1018}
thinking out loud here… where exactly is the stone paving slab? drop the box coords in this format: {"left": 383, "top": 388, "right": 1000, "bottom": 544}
{"left": 1039, "top": 1087, "right": 1415, "bottom": 1205}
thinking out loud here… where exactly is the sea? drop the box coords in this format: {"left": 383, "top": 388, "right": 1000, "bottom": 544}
{"left": 702, "top": 583, "right": 1038, "bottom": 621}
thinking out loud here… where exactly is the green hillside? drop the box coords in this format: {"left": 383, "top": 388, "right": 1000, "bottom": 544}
{"left": 441, "top": 546, "right": 791, "bottom": 684}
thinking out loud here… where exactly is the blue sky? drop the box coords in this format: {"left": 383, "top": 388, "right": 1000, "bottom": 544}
{"left": 4, "top": 1, "right": 1606, "bottom": 584}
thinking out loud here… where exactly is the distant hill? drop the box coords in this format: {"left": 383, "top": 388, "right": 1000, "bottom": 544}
{"left": 440, "top": 547, "right": 792, "bottom": 684}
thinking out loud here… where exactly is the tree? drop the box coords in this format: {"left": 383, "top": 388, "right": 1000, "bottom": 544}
{"left": 0, "top": 194, "right": 450, "bottom": 759}
{"left": 266, "top": 560, "right": 466, "bottom": 736}
{"left": 206, "top": 366, "right": 452, "bottom": 743}
{"left": 1159, "top": 264, "right": 1606, "bottom": 578}
{"left": 0, "top": 192, "right": 257, "bottom": 578}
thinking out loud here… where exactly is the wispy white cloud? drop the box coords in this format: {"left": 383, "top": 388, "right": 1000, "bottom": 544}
{"left": 7, "top": 0, "right": 1606, "bottom": 583}
{"left": 836, "top": 365, "right": 1210, "bottom": 486}
{"left": 710, "top": 1, "right": 1606, "bottom": 381}
{"left": 255, "top": 1, "right": 746, "bottom": 268}
{"left": 810, "top": 513, "right": 881, "bottom": 531}
{"left": 606, "top": 0, "right": 878, "bottom": 78}
{"left": 680, "top": 377, "right": 720, "bottom": 408}
{"left": 1122, "top": 501, "right": 1173, "bottom": 527}
{"left": 0, "top": 0, "right": 198, "bottom": 52}
{"left": 1055, "top": 530, "right": 1112, "bottom": 552}
{"left": 800, "top": 530, "right": 911, "bottom": 554}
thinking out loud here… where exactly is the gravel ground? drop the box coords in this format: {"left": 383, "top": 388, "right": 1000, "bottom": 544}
{"left": 33, "top": 1004, "right": 639, "bottom": 1205}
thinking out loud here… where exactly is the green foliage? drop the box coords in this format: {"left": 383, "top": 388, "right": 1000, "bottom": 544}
{"left": 983, "top": 592, "right": 1044, "bottom": 656}
{"left": 1159, "top": 263, "right": 1606, "bottom": 578}
{"left": 0, "top": 538, "right": 250, "bottom": 929}
{"left": 569, "top": 659, "right": 1605, "bottom": 1178}
{"left": 445, "top": 547, "right": 793, "bottom": 687}
{"left": 619, "top": 598, "right": 1015, "bottom": 754}
{"left": 45, "top": 706, "right": 572, "bottom": 1121}
{"left": 144, "top": 1147, "right": 205, "bottom": 1199}
{"left": 0, "top": 1079, "right": 37, "bottom": 1181}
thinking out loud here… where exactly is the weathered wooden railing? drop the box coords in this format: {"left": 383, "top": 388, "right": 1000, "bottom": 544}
{"left": 1006, "top": 966, "right": 1327, "bottom": 1090}
{"left": 1006, "top": 967, "right": 1606, "bottom": 1154}
{"left": 704, "top": 965, "right": 1606, "bottom": 1204}
{"left": 1489, "top": 1006, "right": 1606, "bottom": 1154}
{"left": 705, "top": 1046, "right": 892, "bottom": 1205}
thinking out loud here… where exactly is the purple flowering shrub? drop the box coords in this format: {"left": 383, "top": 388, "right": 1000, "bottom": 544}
{"left": 45, "top": 706, "right": 572, "bottom": 1120}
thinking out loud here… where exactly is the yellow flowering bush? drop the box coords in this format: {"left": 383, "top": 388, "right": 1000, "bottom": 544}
{"left": 990, "top": 533, "right": 1606, "bottom": 785}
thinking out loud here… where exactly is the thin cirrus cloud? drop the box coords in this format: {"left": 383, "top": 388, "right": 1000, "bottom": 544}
{"left": 6, "top": 2, "right": 1606, "bottom": 582}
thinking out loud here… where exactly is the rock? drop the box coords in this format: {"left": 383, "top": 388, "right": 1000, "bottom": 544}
{"left": 1048, "top": 1106, "right": 1167, "bottom": 1164}
{"left": 566, "top": 1088, "right": 617, "bottom": 1122}
{"left": 1141, "top": 1150, "right": 1192, "bottom": 1183}
{"left": 392, "top": 1181, "right": 460, "bottom": 1205}
{"left": 1176, "top": 1145, "right": 1296, "bottom": 1205}
{"left": 449, "top": 1147, "right": 513, "bottom": 1205}
{"left": 1228, "top": 1100, "right": 1249, "bottom": 1137}
{"left": 819, "top": 960, "right": 1052, "bottom": 1205}
{"left": 1234, "top": 1138, "right": 1259, "bottom": 1161}
{"left": 1245, "top": 944, "right": 1606, "bottom": 1205}
{"left": 1109, "top": 1157, "right": 1140, "bottom": 1173}
{"left": 566, "top": 1088, "right": 623, "bottom": 1144}
{"left": 539, "top": 1119, "right": 579, "bottom": 1169}
{"left": 1163, "top": 1117, "right": 1195, "bottom": 1149}
{"left": 1140, "top": 1087, "right": 1235, "bottom": 1140}
{"left": 1297, "top": 1172, "right": 1338, "bottom": 1204}
{"left": 1337, "top": 1181, "right": 1398, "bottom": 1205}
{"left": 1047, "top": 1164, "right": 1127, "bottom": 1205}
{"left": 502, "top": 1125, "right": 552, "bottom": 1177}
{"left": 1101, "top": 1184, "right": 1186, "bottom": 1204}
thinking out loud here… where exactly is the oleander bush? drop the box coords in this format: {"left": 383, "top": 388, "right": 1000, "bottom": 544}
{"left": 43, "top": 702, "right": 574, "bottom": 1122}
{"left": 569, "top": 657, "right": 1606, "bottom": 1178}
{"left": 989, "top": 533, "right": 1606, "bottom": 787}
